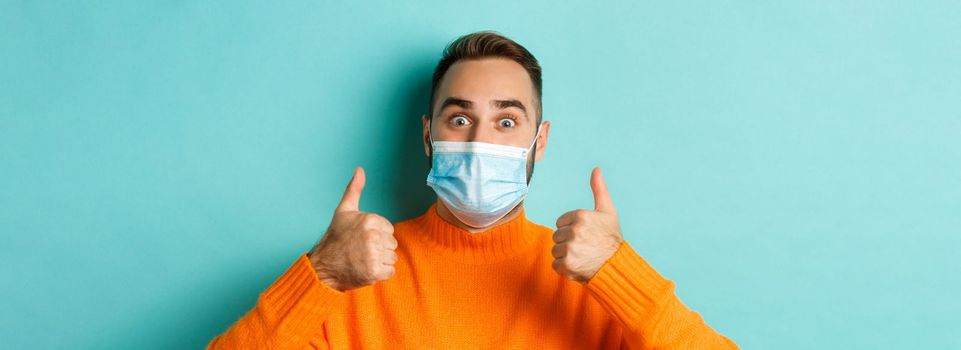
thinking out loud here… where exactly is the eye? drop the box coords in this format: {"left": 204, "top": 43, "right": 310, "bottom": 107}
{"left": 450, "top": 115, "right": 471, "bottom": 127}
{"left": 499, "top": 117, "right": 516, "bottom": 128}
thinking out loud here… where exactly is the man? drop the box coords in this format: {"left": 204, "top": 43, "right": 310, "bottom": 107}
{"left": 208, "top": 31, "right": 738, "bottom": 349}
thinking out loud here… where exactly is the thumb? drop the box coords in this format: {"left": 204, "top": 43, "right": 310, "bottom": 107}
{"left": 590, "top": 167, "right": 616, "bottom": 214}
{"left": 335, "top": 166, "right": 365, "bottom": 213}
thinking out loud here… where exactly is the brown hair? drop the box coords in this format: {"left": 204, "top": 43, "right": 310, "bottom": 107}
{"left": 428, "top": 31, "right": 543, "bottom": 123}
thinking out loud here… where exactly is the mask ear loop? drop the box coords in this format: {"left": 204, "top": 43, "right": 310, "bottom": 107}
{"left": 527, "top": 121, "right": 545, "bottom": 152}
{"left": 428, "top": 120, "right": 434, "bottom": 145}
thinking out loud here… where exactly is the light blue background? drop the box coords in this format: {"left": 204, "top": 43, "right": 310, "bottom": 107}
{"left": 2, "top": 1, "right": 959, "bottom": 349}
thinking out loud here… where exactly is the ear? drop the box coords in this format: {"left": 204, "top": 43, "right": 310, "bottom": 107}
{"left": 422, "top": 114, "right": 431, "bottom": 157}
{"left": 533, "top": 120, "right": 550, "bottom": 162}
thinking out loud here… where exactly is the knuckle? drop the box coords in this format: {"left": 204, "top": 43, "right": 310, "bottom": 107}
{"left": 361, "top": 215, "right": 379, "bottom": 230}
{"left": 369, "top": 213, "right": 390, "bottom": 227}
{"left": 378, "top": 266, "right": 395, "bottom": 280}
{"left": 552, "top": 258, "right": 570, "bottom": 273}
{"left": 551, "top": 244, "right": 565, "bottom": 258}
{"left": 574, "top": 209, "right": 589, "bottom": 220}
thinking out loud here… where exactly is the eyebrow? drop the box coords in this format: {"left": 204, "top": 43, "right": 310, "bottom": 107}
{"left": 439, "top": 96, "right": 529, "bottom": 120}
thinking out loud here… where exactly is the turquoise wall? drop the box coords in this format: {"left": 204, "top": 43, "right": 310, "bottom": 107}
{"left": 2, "top": 1, "right": 959, "bottom": 349}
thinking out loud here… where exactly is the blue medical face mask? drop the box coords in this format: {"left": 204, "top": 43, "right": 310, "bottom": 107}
{"left": 426, "top": 122, "right": 544, "bottom": 228}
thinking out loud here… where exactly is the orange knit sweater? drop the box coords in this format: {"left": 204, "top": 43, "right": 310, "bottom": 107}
{"left": 208, "top": 203, "right": 738, "bottom": 349}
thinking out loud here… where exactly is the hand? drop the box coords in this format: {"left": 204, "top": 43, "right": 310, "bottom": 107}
{"left": 551, "top": 167, "right": 625, "bottom": 284}
{"left": 308, "top": 166, "right": 398, "bottom": 292}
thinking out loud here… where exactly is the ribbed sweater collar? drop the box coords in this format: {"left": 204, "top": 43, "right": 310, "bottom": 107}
{"left": 410, "top": 203, "right": 540, "bottom": 263}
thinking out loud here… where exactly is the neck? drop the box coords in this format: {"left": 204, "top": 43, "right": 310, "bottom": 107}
{"left": 434, "top": 199, "right": 525, "bottom": 234}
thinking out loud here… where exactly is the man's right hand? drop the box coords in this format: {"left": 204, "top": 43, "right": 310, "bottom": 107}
{"left": 308, "top": 166, "right": 398, "bottom": 292}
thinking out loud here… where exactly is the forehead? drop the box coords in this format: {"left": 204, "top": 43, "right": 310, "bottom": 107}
{"left": 435, "top": 58, "right": 535, "bottom": 107}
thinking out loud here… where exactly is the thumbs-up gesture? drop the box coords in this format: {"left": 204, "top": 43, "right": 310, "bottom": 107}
{"left": 551, "top": 167, "right": 625, "bottom": 284}
{"left": 307, "top": 166, "right": 398, "bottom": 292}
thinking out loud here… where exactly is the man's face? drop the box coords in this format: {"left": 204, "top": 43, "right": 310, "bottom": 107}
{"left": 422, "top": 58, "right": 551, "bottom": 181}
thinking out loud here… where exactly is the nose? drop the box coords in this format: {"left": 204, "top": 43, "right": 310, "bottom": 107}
{"left": 469, "top": 123, "right": 496, "bottom": 143}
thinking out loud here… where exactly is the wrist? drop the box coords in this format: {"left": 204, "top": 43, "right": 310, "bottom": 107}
{"left": 307, "top": 249, "right": 341, "bottom": 290}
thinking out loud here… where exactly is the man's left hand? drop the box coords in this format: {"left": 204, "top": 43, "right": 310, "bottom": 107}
{"left": 551, "top": 167, "right": 625, "bottom": 284}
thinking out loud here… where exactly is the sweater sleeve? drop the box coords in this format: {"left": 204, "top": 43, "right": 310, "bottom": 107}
{"left": 584, "top": 241, "right": 739, "bottom": 350}
{"left": 207, "top": 253, "right": 345, "bottom": 350}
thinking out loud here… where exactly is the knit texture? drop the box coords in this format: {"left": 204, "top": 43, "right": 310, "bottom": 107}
{"left": 208, "top": 203, "right": 738, "bottom": 349}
